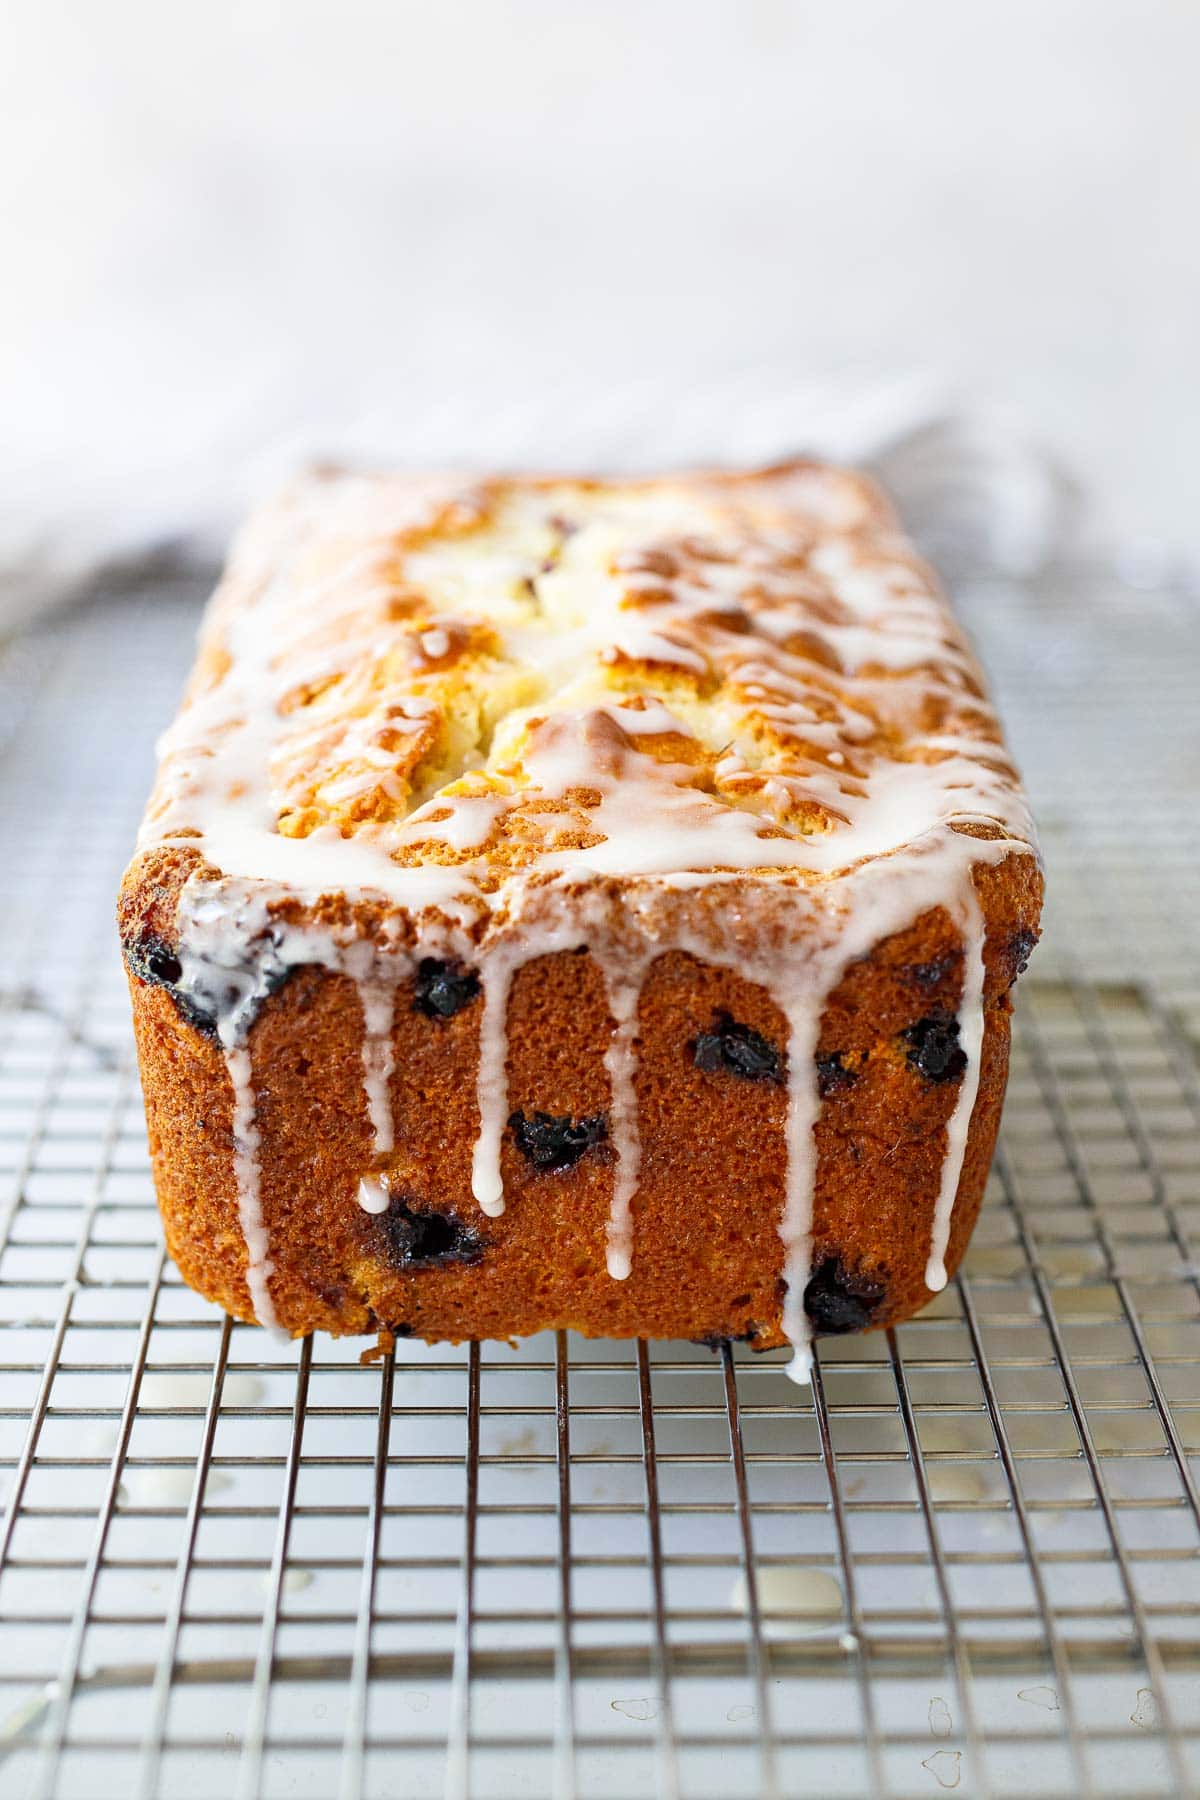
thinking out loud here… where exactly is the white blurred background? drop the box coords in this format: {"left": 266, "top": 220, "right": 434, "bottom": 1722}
{"left": 2, "top": 0, "right": 1197, "bottom": 591}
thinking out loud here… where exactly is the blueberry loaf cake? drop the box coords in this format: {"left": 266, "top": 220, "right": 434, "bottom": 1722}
{"left": 120, "top": 460, "right": 1041, "bottom": 1375}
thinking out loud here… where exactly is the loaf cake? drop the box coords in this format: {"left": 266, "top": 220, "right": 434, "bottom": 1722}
{"left": 120, "top": 460, "right": 1041, "bottom": 1377}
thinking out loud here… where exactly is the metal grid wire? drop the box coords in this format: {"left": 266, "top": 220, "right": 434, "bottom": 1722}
{"left": 0, "top": 558, "right": 1198, "bottom": 1800}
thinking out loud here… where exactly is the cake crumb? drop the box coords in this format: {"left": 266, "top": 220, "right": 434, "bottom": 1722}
{"left": 360, "top": 1328, "right": 396, "bottom": 1366}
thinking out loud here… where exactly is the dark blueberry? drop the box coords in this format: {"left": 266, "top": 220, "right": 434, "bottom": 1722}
{"left": 803, "top": 1256, "right": 885, "bottom": 1335}
{"left": 412, "top": 958, "right": 481, "bottom": 1020}
{"left": 123, "top": 932, "right": 177, "bottom": 991}
{"left": 909, "top": 954, "right": 956, "bottom": 990}
{"left": 692, "top": 1012, "right": 782, "bottom": 1083}
{"left": 122, "top": 932, "right": 218, "bottom": 1036}
{"left": 380, "top": 1198, "right": 486, "bottom": 1269}
{"left": 1006, "top": 928, "right": 1038, "bottom": 983}
{"left": 508, "top": 1110, "right": 607, "bottom": 1173}
{"left": 146, "top": 944, "right": 183, "bottom": 984}
{"left": 816, "top": 1052, "right": 859, "bottom": 1097}
{"left": 903, "top": 1013, "right": 967, "bottom": 1084}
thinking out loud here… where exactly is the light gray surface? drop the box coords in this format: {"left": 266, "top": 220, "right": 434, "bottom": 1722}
{"left": 3, "top": 0, "right": 1199, "bottom": 591}
{"left": 0, "top": 561, "right": 1197, "bottom": 1797}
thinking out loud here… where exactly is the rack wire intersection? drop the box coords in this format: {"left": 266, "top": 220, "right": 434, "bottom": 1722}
{"left": 0, "top": 562, "right": 1198, "bottom": 1798}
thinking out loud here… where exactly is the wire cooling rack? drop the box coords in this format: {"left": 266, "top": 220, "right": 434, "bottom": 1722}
{"left": 0, "top": 556, "right": 1198, "bottom": 1800}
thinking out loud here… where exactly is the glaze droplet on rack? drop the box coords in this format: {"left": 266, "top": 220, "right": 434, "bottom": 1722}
{"left": 138, "top": 463, "right": 1039, "bottom": 1371}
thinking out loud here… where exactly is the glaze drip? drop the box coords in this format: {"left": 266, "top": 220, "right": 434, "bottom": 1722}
{"left": 358, "top": 980, "right": 397, "bottom": 1156}
{"left": 779, "top": 999, "right": 824, "bottom": 1384}
{"left": 597, "top": 958, "right": 650, "bottom": 1282}
{"left": 225, "top": 1044, "right": 277, "bottom": 1330}
{"left": 925, "top": 890, "right": 987, "bottom": 1292}
{"left": 471, "top": 955, "right": 517, "bottom": 1218}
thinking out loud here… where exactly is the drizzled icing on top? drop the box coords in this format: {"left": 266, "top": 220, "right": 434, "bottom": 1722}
{"left": 135, "top": 461, "right": 1038, "bottom": 1369}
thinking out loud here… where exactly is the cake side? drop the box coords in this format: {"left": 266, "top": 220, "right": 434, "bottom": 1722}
{"left": 125, "top": 853, "right": 1039, "bottom": 1345}
{"left": 121, "top": 459, "right": 1042, "bottom": 1370}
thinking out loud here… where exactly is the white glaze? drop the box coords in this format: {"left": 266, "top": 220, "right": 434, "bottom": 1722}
{"left": 356, "top": 1177, "right": 391, "bottom": 1216}
{"left": 358, "top": 980, "right": 397, "bottom": 1155}
{"left": 596, "top": 956, "right": 651, "bottom": 1282}
{"left": 470, "top": 954, "right": 517, "bottom": 1217}
{"left": 925, "top": 889, "right": 987, "bottom": 1292}
{"left": 419, "top": 626, "right": 451, "bottom": 659}
{"left": 225, "top": 1044, "right": 277, "bottom": 1329}
{"left": 778, "top": 997, "right": 824, "bottom": 1383}
{"left": 134, "top": 465, "right": 1039, "bottom": 1368}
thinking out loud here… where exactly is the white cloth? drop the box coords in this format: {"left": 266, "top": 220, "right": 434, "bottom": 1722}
{"left": 9, "top": 0, "right": 1192, "bottom": 624}
{"left": 0, "top": 372, "right": 1079, "bottom": 633}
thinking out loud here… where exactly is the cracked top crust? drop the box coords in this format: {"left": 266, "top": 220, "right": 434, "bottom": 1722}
{"left": 131, "top": 459, "right": 1033, "bottom": 920}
